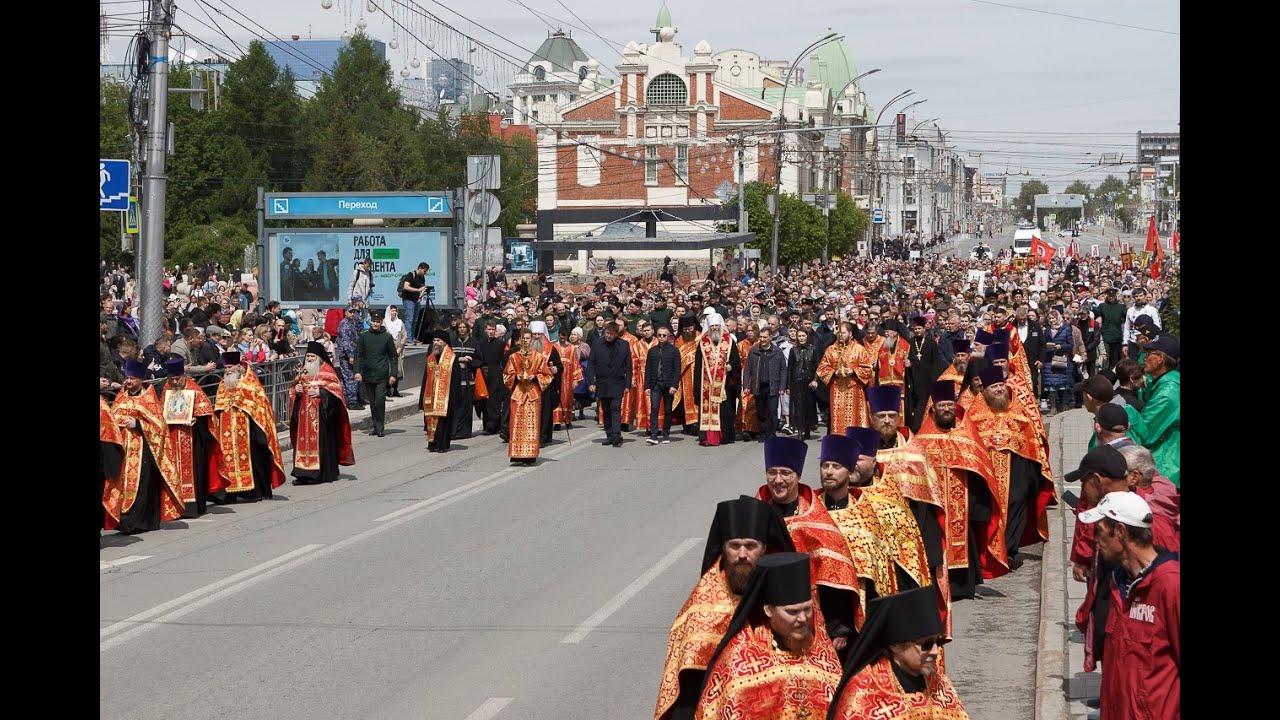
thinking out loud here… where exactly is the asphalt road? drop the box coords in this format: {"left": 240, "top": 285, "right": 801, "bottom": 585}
{"left": 101, "top": 411, "right": 1045, "bottom": 719}
{"left": 949, "top": 221, "right": 1156, "bottom": 262}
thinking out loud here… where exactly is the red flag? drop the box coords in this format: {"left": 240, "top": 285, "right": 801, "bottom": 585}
{"left": 1066, "top": 239, "right": 1076, "bottom": 258}
{"left": 1150, "top": 218, "right": 1166, "bottom": 279}
{"left": 1145, "top": 214, "right": 1159, "bottom": 253}
{"left": 1030, "top": 237, "right": 1056, "bottom": 266}
{"left": 1171, "top": 231, "right": 1180, "bottom": 253}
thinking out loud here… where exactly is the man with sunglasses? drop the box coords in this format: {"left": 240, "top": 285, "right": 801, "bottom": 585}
{"left": 827, "top": 586, "right": 970, "bottom": 719}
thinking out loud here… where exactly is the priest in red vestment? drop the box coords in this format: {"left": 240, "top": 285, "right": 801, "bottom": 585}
{"left": 503, "top": 328, "right": 555, "bottom": 465}
{"left": 966, "top": 366, "right": 1057, "bottom": 576}
{"left": 924, "top": 338, "right": 972, "bottom": 421}
{"left": 872, "top": 320, "right": 909, "bottom": 416}
{"left": 159, "top": 357, "right": 226, "bottom": 515}
{"left": 655, "top": 497, "right": 795, "bottom": 720}
{"left": 695, "top": 314, "right": 740, "bottom": 447}
{"left": 816, "top": 322, "right": 874, "bottom": 436}
{"left": 827, "top": 586, "right": 970, "bottom": 720}
{"left": 214, "top": 352, "right": 287, "bottom": 502}
{"left": 914, "top": 381, "right": 1002, "bottom": 600}
{"left": 109, "top": 360, "right": 184, "bottom": 533}
{"left": 421, "top": 331, "right": 461, "bottom": 453}
{"left": 673, "top": 315, "right": 702, "bottom": 434}
{"left": 695, "top": 552, "right": 843, "bottom": 720}
{"left": 289, "top": 343, "right": 354, "bottom": 480}
{"left": 754, "top": 436, "right": 859, "bottom": 655}
{"left": 100, "top": 395, "right": 124, "bottom": 534}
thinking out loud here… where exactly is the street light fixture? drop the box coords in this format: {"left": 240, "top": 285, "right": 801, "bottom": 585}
{"left": 769, "top": 31, "right": 844, "bottom": 275}
{"left": 910, "top": 117, "right": 941, "bottom": 137}
{"left": 866, "top": 90, "right": 915, "bottom": 256}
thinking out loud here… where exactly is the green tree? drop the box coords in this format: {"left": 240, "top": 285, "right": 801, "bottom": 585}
{"left": 221, "top": 41, "right": 305, "bottom": 190}
{"left": 304, "top": 106, "right": 380, "bottom": 192}
{"left": 306, "top": 32, "right": 400, "bottom": 143}
{"left": 829, "top": 194, "right": 870, "bottom": 259}
{"left": 1011, "top": 180, "right": 1049, "bottom": 224}
{"left": 167, "top": 218, "right": 256, "bottom": 271}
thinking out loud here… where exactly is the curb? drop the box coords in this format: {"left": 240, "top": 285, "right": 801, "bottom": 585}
{"left": 1036, "top": 413, "right": 1070, "bottom": 720}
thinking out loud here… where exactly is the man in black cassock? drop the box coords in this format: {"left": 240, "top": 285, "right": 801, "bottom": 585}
{"left": 290, "top": 343, "right": 355, "bottom": 484}
{"left": 904, "top": 316, "right": 945, "bottom": 433}
{"left": 475, "top": 320, "right": 508, "bottom": 436}
{"left": 529, "top": 321, "right": 564, "bottom": 447}
{"left": 451, "top": 321, "right": 480, "bottom": 440}
{"left": 111, "top": 360, "right": 184, "bottom": 533}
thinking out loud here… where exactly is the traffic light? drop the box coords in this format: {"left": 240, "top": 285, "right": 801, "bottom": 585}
{"left": 896, "top": 113, "right": 906, "bottom": 143}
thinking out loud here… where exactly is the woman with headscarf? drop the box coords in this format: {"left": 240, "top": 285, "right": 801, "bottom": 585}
{"left": 384, "top": 304, "right": 407, "bottom": 398}
{"left": 1042, "top": 308, "right": 1074, "bottom": 416}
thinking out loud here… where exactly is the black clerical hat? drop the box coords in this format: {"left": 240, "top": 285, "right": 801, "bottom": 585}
{"left": 701, "top": 497, "right": 795, "bottom": 573}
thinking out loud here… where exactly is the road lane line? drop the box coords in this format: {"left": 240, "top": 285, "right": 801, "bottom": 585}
{"left": 100, "top": 555, "right": 152, "bottom": 570}
{"left": 374, "top": 431, "right": 603, "bottom": 522}
{"left": 99, "top": 544, "right": 324, "bottom": 643}
{"left": 462, "top": 698, "right": 513, "bottom": 720}
{"left": 102, "top": 432, "right": 603, "bottom": 652}
{"left": 560, "top": 536, "right": 701, "bottom": 644}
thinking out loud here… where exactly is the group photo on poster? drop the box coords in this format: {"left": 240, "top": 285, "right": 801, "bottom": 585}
{"left": 278, "top": 234, "right": 343, "bottom": 303}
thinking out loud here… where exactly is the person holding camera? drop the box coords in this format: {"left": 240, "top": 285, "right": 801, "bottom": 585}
{"left": 400, "top": 262, "right": 431, "bottom": 344}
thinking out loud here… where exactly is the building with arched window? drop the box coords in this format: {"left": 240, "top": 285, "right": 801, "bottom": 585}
{"left": 509, "top": 30, "right": 604, "bottom": 126}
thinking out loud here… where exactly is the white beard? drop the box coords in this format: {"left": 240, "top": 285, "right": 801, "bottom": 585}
{"left": 304, "top": 358, "right": 321, "bottom": 377}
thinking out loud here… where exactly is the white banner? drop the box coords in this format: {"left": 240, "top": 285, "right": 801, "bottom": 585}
{"left": 1033, "top": 270, "right": 1049, "bottom": 291}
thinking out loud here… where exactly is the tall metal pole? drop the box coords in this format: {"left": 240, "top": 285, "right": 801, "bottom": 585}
{"left": 256, "top": 187, "right": 267, "bottom": 308}
{"left": 770, "top": 33, "right": 841, "bottom": 276}
{"left": 139, "top": 0, "right": 175, "bottom": 345}
{"left": 821, "top": 151, "right": 831, "bottom": 264}
{"left": 737, "top": 144, "right": 746, "bottom": 264}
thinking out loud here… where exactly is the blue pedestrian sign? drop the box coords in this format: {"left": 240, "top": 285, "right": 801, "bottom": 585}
{"left": 264, "top": 192, "right": 453, "bottom": 220}
{"left": 100, "top": 159, "right": 130, "bottom": 211}
{"left": 872, "top": 208, "right": 885, "bottom": 224}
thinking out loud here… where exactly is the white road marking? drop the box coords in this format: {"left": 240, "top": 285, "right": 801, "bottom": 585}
{"left": 99, "top": 555, "right": 152, "bottom": 570}
{"left": 102, "top": 432, "right": 603, "bottom": 652}
{"left": 99, "top": 544, "right": 325, "bottom": 649}
{"left": 462, "top": 698, "right": 514, "bottom": 720}
{"left": 175, "top": 517, "right": 215, "bottom": 522}
{"left": 560, "top": 536, "right": 702, "bottom": 644}
{"left": 374, "top": 431, "right": 602, "bottom": 522}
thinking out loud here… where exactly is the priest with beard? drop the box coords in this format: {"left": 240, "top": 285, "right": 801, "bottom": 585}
{"left": 965, "top": 366, "right": 1056, "bottom": 574}
{"left": 694, "top": 314, "right": 740, "bottom": 447}
{"left": 673, "top": 315, "right": 702, "bottom": 435}
{"left": 754, "top": 436, "right": 859, "bottom": 656}
{"left": 420, "top": 331, "right": 461, "bottom": 453}
{"left": 289, "top": 343, "right": 355, "bottom": 483}
{"left": 108, "top": 360, "right": 184, "bottom": 533}
{"left": 695, "top": 553, "right": 843, "bottom": 720}
{"left": 214, "top": 352, "right": 287, "bottom": 502}
{"left": 159, "top": 358, "right": 226, "bottom": 514}
{"left": 904, "top": 316, "right": 945, "bottom": 433}
{"left": 817, "top": 429, "right": 932, "bottom": 646}
{"left": 655, "top": 497, "right": 795, "bottom": 720}
{"left": 816, "top": 321, "right": 875, "bottom": 437}
{"left": 862, "top": 385, "right": 951, "bottom": 635}
{"left": 100, "top": 396, "right": 124, "bottom": 535}
{"left": 826, "top": 586, "right": 970, "bottom": 720}
{"left": 871, "top": 320, "right": 910, "bottom": 416}
{"left": 913, "top": 381, "right": 1001, "bottom": 600}
{"left": 529, "top": 321, "right": 564, "bottom": 447}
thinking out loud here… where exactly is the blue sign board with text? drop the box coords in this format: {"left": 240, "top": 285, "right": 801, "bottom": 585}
{"left": 265, "top": 192, "right": 452, "bottom": 219}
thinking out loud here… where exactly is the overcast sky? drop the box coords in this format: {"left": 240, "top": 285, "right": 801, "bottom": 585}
{"left": 105, "top": 0, "right": 1179, "bottom": 193}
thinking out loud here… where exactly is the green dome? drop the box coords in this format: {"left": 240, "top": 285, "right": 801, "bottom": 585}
{"left": 656, "top": 2, "right": 673, "bottom": 29}
{"left": 807, "top": 31, "right": 858, "bottom": 97}
{"left": 527, "top": 30, "right": 589, "bottom": 74}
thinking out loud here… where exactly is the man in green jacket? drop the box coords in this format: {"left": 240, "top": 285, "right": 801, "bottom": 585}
{"left": 355, "top": 310, "right": 400, "bottom": 437}
{"left": 1096, "top": 287, "right": 1126, "bottom": 370}
{"left": 1139, "top": 335, "right": 1180, "bottom": 488}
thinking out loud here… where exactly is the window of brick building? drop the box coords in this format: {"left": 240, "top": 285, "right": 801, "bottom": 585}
{"left": 646, "top": 73, "right": 688, "bottom": 107}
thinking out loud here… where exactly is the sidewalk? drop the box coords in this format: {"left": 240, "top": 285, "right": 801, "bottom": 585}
{"left": 1039, "top": 408, "right": 1100, "bottom": 720}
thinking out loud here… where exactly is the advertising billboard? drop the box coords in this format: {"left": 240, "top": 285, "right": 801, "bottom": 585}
{"left": 267, "top": 229, "right": 453, "bottom": 309}
{"left": 505, "top": 238, "right": 536, "bottom": 273}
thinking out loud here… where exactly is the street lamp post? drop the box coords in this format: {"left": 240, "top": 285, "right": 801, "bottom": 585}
{"left": 820, "top": 68, "right": 880, "bottom": 263}
{"left": 770, "top": 32, "right": 843, "bottom": 276}
{"left": 868, "top": 91, "right": 916, "bottom": 257}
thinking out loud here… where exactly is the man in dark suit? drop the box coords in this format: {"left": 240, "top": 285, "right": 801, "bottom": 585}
{"left": 587, "top": 321, "right": 632, "bottom": 447}
{"left": 1016, "top": 304, "right": 1044, "bottom": 398}
{"left": 644, "top": 324, "right": 681, "bottom": 444}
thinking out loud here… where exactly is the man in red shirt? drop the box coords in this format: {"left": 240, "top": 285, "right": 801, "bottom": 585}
{"left": 1080, "top": 492, "right": 1180, "bottom": 720}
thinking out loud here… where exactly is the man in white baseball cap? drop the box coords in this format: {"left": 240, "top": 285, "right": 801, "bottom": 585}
{"left": 1078, "top": 490, "right": 1179, "bottom": 720}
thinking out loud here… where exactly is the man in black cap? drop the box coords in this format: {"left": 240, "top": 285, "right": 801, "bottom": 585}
{"left": 695, "top": 553, "right": 843, "bottom": 719}
{"left": 1065, "top": 445, "right": 1131, "bottom": 679}
{"left": 159, "top": 357, "right": 223, "bottom": 516}
{"left": 966, "top": 365, "right": 1056, "bottom": 573}
{"left": 655, "top": 498, "right": 795, "bottom": 720}
{"left": 904, "top": 316, "right": 945, "bottom": 433}
{"left": 827, "top": 586, "right": 970, "bottom": 719}
{"left": 354, "top": 310, "right": 399, "bottom": 437}
{"left": 289, "top": 342, "right": 355, "bottom": 483}
{"left": 1081, "top": 374, "right": 1146, "bottom": 451}
{"left": 673, "top": 315, "right": 702, "bottom": 434}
